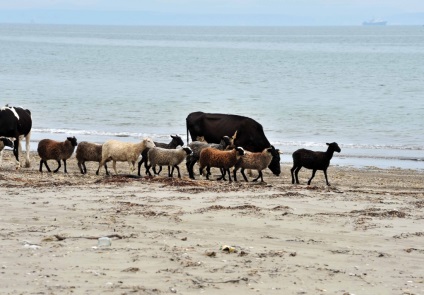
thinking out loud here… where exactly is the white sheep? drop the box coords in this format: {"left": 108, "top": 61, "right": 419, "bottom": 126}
{"left": 147, "top": 146, "right": 193, "bottom": 178}
{"left": 199, "top": 147, "right": 245, "bottom": 182}
{"left": 233, "top": 147, "right": 274, "bottom": 182}
{"left": 97, "top": 138, "right": 155, "bottom": 175}
{"left": 37, "top": 136, "right": 78, "bottom": 173}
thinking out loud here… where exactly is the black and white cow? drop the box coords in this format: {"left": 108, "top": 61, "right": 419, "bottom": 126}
{"left": 0, "top": 106, "right": 32, "bottom": 168}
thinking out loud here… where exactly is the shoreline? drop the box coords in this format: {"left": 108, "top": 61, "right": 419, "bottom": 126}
{"left": 1, "top": 151, "right": 424, "bottom": 294}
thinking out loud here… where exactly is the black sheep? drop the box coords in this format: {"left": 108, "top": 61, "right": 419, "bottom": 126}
{"left": 291, "top": 142, "right": 341, "bottom": 186}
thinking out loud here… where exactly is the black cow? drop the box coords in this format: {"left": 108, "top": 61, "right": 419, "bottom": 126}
{"left": 186, "top": 111, "right": 281, "bottom": 176}
{"left": 0, "top": 106, "right": 32, "bottom": 168}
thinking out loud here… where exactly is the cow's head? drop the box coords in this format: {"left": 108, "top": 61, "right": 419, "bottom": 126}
{"left": 268, "top": 145, "right": 281, "bottom": 176}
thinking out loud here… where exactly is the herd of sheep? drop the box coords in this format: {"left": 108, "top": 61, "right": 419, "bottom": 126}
{"left": 0, "top": 107, "right": 341, "bottom": 185}
{"left": 8, "top": 133, "right": 341, "bottom": 185}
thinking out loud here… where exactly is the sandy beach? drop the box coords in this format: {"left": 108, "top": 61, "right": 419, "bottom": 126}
{"left": 0, "top": 150, "right": 423, "bottom": 295}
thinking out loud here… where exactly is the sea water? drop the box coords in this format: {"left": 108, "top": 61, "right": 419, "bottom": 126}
{"left": 1, "top": 24, "right": 423, "bottom": 169}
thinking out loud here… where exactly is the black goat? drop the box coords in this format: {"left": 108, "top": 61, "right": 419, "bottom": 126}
{"left": 291, "top": 142, "right": 341, "bottom": 186}
{"left": 137, "top": 134, "right": 184, "bottom": 176}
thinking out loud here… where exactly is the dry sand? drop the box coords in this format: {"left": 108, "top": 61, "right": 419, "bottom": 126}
{"left": 0, "top": 151, "right": 423, "bottom": 294}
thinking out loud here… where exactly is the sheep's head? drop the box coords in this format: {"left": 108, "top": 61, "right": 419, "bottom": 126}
{"left": 143, "top": 138, "right": 156, "bottom": 149}
{"left": 235, "top": 147, "right": 245, "bottom": 159}
{"left": 171, "top": 134, "right": 184, "bottom": 147}
{"left": 0, "top": 137, "right": 14, "bottom": 149}
{"left": 327, "top": 142, "right": 341, "bottom": 153}
{"left": 183, "top": 147, "right": 193, "bottom": 155}
{"left": 67, "top": 136, "right": 78, "bottom": 147}
{"left": 268, "top": 145, "right": 281, "bottom": 176}
{"left": 221, "top": 136, "right": 231, "bottom": 148}
{"left": 196, "top": 136, "right": 206, "bottom": 143}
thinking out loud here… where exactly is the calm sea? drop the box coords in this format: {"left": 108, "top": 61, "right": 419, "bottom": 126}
{"left": 1, "top": 24, "right": 423, "bottom": 170}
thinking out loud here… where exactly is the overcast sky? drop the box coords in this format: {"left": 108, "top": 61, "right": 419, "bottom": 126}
{"left": 1, "top": 0, "right": 423, "bottom": 25}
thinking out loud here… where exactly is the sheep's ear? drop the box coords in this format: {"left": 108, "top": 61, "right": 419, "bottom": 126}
{"left": 326, "top": 143, "right": 330, "bottom": 146}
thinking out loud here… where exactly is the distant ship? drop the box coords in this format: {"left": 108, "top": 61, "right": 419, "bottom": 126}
{"left": 362, "top": 19, "right": 387, "bottom": 26}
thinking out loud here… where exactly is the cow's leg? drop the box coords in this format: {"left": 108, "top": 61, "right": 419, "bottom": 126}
{"left": 13, "top": 138, "right": 20, "bottom": 169}
{"left": 24, "top": 132, "right": 31, "bottom": 168}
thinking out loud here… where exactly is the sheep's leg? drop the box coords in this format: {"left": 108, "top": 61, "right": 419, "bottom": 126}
{"left": 233, "top": 168, "right": 238, "bottom": 182}
{"left": 39, "top": 160, "right": 43, "bottom": 172}
{"left": 227, "top": 168, "right": 232, "bottom": 182}
{"left": 240, "top": 168, "right": 249, "bottom": 182}
{"left": 175, "top": 165, "right": 181, "bottom": 178}
{"left": 217, "top": 168, "right": 225, "bottom": 181}
{"left": 63, "top": 159, "right": 68, "bottom": 173}
{"left": 83, "top": 162, "right": 87, "bottom": 174}
{"left": 137, "top": 158, "right": 144, "bottom": 176}
{"left": 157, "top": 166, "right": 163, "bottom": 175}
{"left": 307, "top": 169, "right": 317, "bottom": 185}
{"left": 129, "top": 161, "right": 135, "bottom": 174}
{"left": 78, "top": 162, "right": 84, "bottom": 174}
{"left": 217, "top": 168, "right": 227, "bottom": 181}
{"left": 252, "top": 170, "right": 263, "bottom": 182}
{"left": 323, "top": 169, "right": 330, "bottom": 186}
{"left": 290, "top": 166, "right": 296, "bottom": 184}
{"left": 168, "top": 165, "right": 172, "bottom": 177}
{"left": 53, "top": 160, "right": 61, "bottom": 173}
{"left": 188, "top": 160, "right": 196, "bottom": 179}
{"left": 113, "top": 161, "right": 118, "bottom": 175}
{"left": 146, "top": 164, "right": 153, "bottom": 176}
{"left": 104, "top": 164, "right": 109, "bottom": 175}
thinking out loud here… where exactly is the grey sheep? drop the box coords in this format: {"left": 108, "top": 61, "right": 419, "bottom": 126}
{"left": 233, "top": 147, "right": 274, "bottom": 183}
{"left": 138, "top": 134, "right": 184, "bottom": 176}
{"left": 147, "top": 146, "right": 193, "bottom": 178}
{"left": 291, "top": 142, "right": 341, "bottom": 186}
{"left": 199, "top": 147, "right": 245, "bottom": 182}
{"left": 76, "top": 141, "right": 108, "bottom": 175}
{"left": 37, "top": 136, "right": 78, "bottom": 173}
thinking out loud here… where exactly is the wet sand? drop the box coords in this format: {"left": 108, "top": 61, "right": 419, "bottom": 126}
{"left": 0, "top": 151, "right": 423, "bottom": 294}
